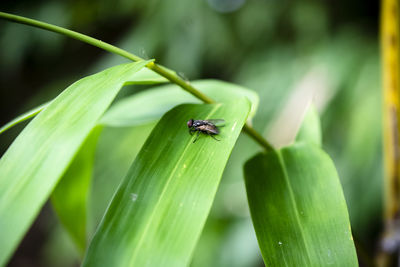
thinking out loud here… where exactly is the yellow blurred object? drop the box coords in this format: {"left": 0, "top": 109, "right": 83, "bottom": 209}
{"left": 380, "top": 0, "right": 400, "bottom": 265}
{"left": 382, "top": 0, "right": 400, "bottom": 222}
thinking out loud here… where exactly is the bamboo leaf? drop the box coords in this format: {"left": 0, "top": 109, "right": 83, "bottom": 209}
{"left": 244, "top": 143, "right": 358, "bottom": 266}
{"left": 49, "top": 66, "right": 169, "bottom": 254}
{"left": 295, "top": 105, "right": 322, "bottom": 146}
{"left": 89, "top": 123, "right": 156, "bottom": 235}
{"left": 0, "top": 61, "right": 150, "bottom": 265}
{"left": 0, "top": 102, "right": 50, "bottom": 134}
{"left": 124, "top": 67, "right": 170, "bottom": 85}
{"left": 82, "top": 98, "right": 251, "bottom": 267}
{"left": 0, "top": 65, "right": 169, "bottom": 135}
{"left": 100, "top": 80, "right": 259, "bottom": 127}
{"left": 51, "top": 126, "right": 102, "bottom": 254}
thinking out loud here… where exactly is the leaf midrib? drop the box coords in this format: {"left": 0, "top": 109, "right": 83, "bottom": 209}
{"left": 276, "top": 150, "right": 312, "bottom": 266}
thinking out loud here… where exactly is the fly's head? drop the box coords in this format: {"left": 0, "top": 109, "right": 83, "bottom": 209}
{"left": 187, "top": 119, "right": 194, "bottom": 128}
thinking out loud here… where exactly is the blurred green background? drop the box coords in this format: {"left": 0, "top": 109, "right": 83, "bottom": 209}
{"left": 0, "top": 0, "right": 380, "bottom": 266}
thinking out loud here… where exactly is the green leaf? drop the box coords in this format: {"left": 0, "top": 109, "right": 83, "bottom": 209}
{"left": 0, "top": 102, "right": 50, "bottom": 134}
{"left": 124, "top": 67, "right": 170, "bottom": 85}
{"left": 83, "top": 98, "right": 251, "bottom": 267}
{"left": 0, "top": 65, "right": 169, "bottom": 135}
{"left": 295, "top": 104, "right": 322, "bottom": 146}
{"left": 49, "top": 66, "right": 169, "bottom": 254}
{"left": 89, "top": 123, "right": 156, "bottom": 235}
{"left": 51, "top": 126, "right": 102, "bottom": 254}
{"left": 0, "top": 60, "right": 150, "bottom": 265}
{"left": 100, "top": 79, "right": 259, "bottom": 127}
{"left": 244, "top": 143, "right": 358, "bottom": 266}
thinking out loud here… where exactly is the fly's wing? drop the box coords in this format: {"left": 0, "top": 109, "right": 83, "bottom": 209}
{"left": 204, "top": 124, "right": 219, "bottom": 134}
{"left": 206, "top": 119, "right": 225, "bottom": 126}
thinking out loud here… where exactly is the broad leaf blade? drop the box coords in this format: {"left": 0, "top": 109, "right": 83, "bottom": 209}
{"left": 83, "top": 98, "right": 250, "bottom": 267}
{"left": 244, "top": 144, "right": 358, "bottom": 266}
{"left": 51, "top": 126, "right": 102, "bottom": 253}
{"left": 0, "top": 61, "right": 150, "bottom": 265}
{"left": 100, "top": 79, "right": 258, "bottom": 127}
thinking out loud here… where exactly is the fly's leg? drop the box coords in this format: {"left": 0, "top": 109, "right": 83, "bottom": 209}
{"left": 210, "top": 134, "right": 220, "bottom": 141}
{"left": 193, "top": 131, "right": 201, "bottom": 143}
{"left": 189, "top": 128, "right": 197, "bottom": 136}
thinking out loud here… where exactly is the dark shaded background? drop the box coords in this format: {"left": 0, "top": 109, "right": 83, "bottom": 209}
{"left": 1, "top": 0, "right": 382, "bottom": 266}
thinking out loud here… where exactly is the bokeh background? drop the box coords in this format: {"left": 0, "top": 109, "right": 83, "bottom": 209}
{"left": 0, "top": 0, "right": 381, "bottom": 266}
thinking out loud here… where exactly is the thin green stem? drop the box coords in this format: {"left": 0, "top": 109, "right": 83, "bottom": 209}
{"left": 148, "top": 64, "right": 215, "bottom": 104}
{"left": 242, "top": 124, "right": 274, "bottom": 151}
{"left": 0, "top": 11, "right": 273, "bottom": 151}
{"left": 0, "top": 12, "right": 142, "bottom": 62}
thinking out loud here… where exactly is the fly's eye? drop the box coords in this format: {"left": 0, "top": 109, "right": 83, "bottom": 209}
{"left": 187, "top": 119, "right": 193, "bottom": 128}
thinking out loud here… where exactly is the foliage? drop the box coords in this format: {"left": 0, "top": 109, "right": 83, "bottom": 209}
{"left": 0, "top": 0, "right": 384, "bottom": 266}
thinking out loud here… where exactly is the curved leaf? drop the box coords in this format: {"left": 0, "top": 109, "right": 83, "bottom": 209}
{"left": 295, "top": 104, "right": 322, "bottom": 146}
{"left": 0, "top": 102, "right": 50, "bottom": 135}
{"left": 124, "top": 66, "right": 170, "bottom": 85}
{"left": 0, "top": 64, "right": 169, "bottom": 135}
{"left": 89, "top": 123, "right": 156, "bottom": 234}
{"left": 0, "top": 61, "right": 150, "bottom": 265}
{"left": 100, "top": 79, "right": 259, "bottom": 127}
{"left": 83, "top": 98, "right": 251, "bottom": 267}
{"left": 244, "top": 143, "right": 358, "bottom": 266}
{"left": 51, "top": 126, "right": 102, "bottom": 253}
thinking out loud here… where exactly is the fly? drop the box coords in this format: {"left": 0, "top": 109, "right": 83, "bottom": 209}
{"left": 187, "top": 119, "right": 225, "bottom": 143}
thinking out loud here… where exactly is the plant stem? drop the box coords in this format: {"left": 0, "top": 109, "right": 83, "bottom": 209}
{"left": 0, "top": 12, "right": 143, "bottom": 62}
{"left": 148, "top": 64, "right": 215, "bottom": 104}
{"left": 0, "top": 11, "right": 273, "bottom": 151}
{"left": 242, "top": 123, "right": 274, "bottom": 151}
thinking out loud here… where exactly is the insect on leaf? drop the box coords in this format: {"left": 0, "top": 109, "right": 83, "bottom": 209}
{"left": 99, "top": 80, "right": 259, "bottom": 127}
{"left": 83, "top": 98, "right": 251, "bottom": 267}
